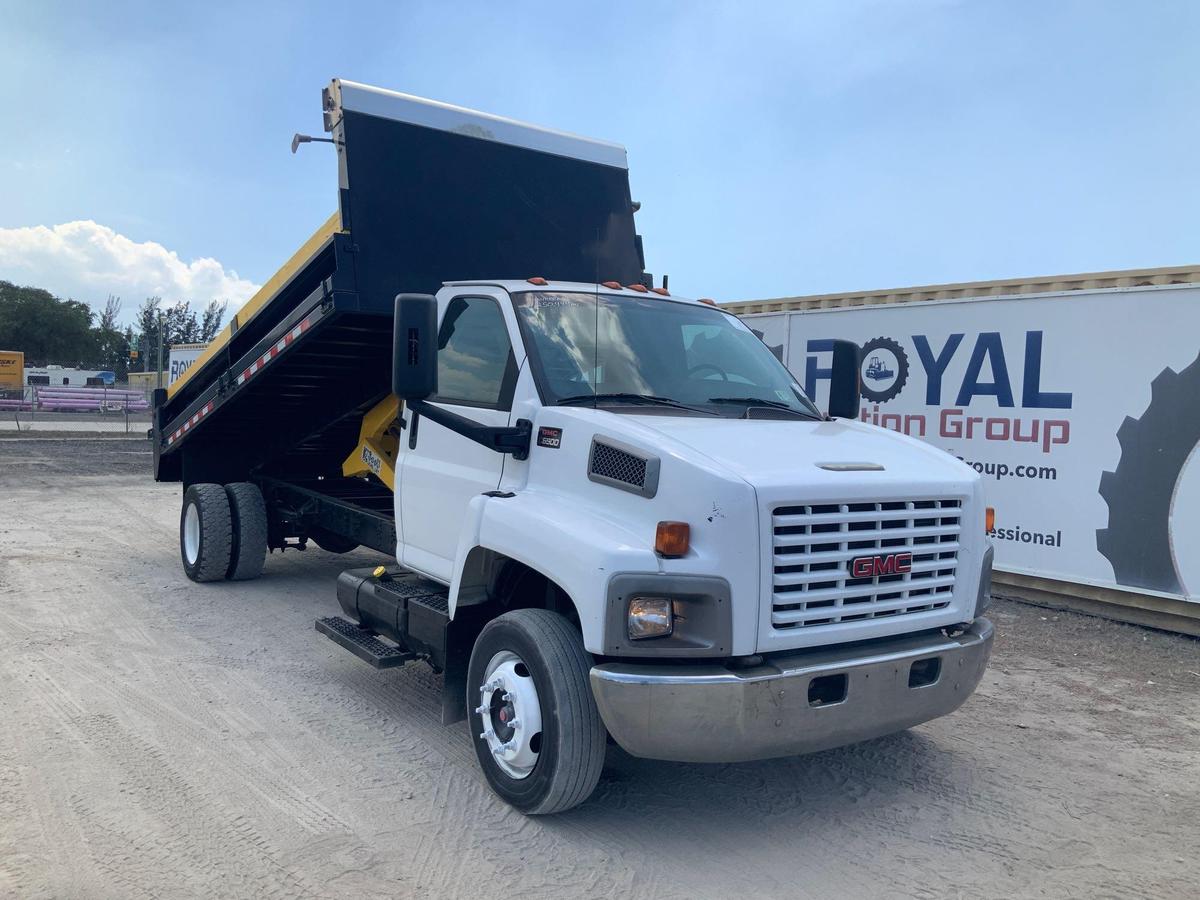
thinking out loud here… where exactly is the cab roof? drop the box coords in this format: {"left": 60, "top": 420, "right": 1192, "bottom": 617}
{"left": 442, "top": 279, "right": 707, "bottom": 306}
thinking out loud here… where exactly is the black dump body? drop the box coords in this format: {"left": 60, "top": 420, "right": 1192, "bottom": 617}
{"left": 155, "top": 80, "right": 647, "bottom": 512}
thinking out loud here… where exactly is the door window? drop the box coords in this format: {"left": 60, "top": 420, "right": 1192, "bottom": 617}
{"left": 432, "top": 296, "right": 516, "bottom": 409}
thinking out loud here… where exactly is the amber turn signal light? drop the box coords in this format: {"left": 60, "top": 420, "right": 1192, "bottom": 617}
{"left": 655, "top": 521, "right": 690, "bottom": 557}
{"left": 985, "top": 506, "right": 995, "bottom": 533}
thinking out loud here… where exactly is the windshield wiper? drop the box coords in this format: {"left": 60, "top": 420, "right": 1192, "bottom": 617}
{"left": 707, "top": 397, "right": 820, "bottom": 419}
{"left": 557, "top": 393, "right": 717, "bottom": 415}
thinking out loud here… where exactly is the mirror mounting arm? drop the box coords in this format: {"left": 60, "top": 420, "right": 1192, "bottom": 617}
{"left": 408, "top": 399, "right": 531, "bottom": 461}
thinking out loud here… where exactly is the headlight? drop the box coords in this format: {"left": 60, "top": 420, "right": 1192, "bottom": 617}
{"left": 628, "top": 596, "right": 673, "bottom": 640}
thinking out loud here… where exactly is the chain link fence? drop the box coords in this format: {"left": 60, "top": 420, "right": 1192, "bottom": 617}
{"left": 2, "top": 384, "right": 154, "bottom": 433}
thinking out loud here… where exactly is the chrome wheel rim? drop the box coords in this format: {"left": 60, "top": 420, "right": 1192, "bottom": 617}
{"left": 477, "top": 650, "right": 543, "bottom": 779}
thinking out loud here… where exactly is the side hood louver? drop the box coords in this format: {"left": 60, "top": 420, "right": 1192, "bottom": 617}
{"left": 588, "top": 437, "right": 660, "bottom": 498}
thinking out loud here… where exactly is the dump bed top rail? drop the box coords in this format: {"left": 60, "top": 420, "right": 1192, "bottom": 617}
{"left": 329, "top": 80, "right": 629, "bottom": 170}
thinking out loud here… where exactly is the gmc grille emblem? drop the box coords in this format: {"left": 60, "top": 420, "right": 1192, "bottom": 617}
{"left": 850, "top": 552, "right": 913, "bottom": 578}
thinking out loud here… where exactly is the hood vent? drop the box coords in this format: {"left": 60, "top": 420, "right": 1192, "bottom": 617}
{"left": 588, "top": 437, "right": 660, "bottom": 498}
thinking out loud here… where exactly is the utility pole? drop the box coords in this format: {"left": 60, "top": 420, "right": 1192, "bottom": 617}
{"left": 156, "top": 308, "right": 166, "bottom": 391}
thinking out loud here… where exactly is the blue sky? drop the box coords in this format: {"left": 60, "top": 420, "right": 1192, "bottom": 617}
{"left": 2, "top": 1, "right": 1197, "bottom": 322}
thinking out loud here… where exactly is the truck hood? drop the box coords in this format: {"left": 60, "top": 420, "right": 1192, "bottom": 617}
{"left": 625, "top": 414, "right": 979, "bottom": 495}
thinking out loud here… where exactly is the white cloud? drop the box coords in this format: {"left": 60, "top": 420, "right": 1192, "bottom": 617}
{"left": 0, "top": 221, "right": 260, "bottom": 321}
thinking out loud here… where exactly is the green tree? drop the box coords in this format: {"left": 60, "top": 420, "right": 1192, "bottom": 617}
{"left": 0, "top": 280, "right": 95, "bottom": 366}
{"left": 200, "top": 300, "right": 227, "bottom": 341}
{"left": 135, "top": 298, "right": 225, "bottom": 370}
{"left": 1, "top": 284, "right": 225, "bottom": 379}
{"left": 91, "top": 295, "right": 130, "bottom": 378}
{"left": 135, "top": 297, "right": 163, "bottom": 372}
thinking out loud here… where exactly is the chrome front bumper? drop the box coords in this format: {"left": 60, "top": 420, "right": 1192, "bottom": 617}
{"left": 590, "top": 618, "right": 993, "bottom": 763}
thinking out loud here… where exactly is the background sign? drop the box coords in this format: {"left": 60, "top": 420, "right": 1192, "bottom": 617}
{"left": 167, "top": 344, "right": 207, "bottom": 387}
{"left": 744, "top": 285, "right": 1200, "bottom": 603}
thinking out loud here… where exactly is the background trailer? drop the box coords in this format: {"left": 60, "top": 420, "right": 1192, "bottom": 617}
{"left": 727, "top": 265, "right": 1200, "bottom": 634}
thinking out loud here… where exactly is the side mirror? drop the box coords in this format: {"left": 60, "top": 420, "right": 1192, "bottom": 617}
{"left": 392, "top": 293, "right": 438, "bottom": 400}
{"left": 828, "top": 339, "right": 861, "bottom": 419}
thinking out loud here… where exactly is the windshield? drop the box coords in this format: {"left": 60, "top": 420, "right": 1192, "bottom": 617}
{"left": 513, "top": 291, "right": 820, "bottom": 418}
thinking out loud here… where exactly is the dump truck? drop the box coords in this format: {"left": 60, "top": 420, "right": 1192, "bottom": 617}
{"left": 154, "top": 79, "right": 994, "bottom": 814}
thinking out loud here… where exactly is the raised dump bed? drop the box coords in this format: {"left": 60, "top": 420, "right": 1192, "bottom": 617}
{"left": 154, "top": 79, "right": 647, "bottom": 497}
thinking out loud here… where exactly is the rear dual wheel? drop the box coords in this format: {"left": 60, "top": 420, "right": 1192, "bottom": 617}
{"left": 180, "top": 482, "right": 267, "bottom": 582}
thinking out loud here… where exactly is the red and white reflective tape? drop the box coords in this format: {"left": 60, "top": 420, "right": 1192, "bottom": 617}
{"left": 164, "top": 313, "right": 314, "bottom": 448}
{"left": 236, "top": 316, "right": 313, "bottom": 387}
{"left": 166, "top": 401, "right": 214, "bottom": 446}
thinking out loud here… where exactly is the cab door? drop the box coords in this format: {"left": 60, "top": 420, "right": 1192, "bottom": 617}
{"left": 398, "top": 291, "right": 521, "bottom": 582}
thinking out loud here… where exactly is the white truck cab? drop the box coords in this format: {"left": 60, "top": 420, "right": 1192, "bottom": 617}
{"left": 388, "top": 279, "right": 993, "bottom": 808}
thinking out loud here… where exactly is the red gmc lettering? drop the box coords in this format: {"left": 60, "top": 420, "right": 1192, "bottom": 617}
{"left": 850, "top": 552, "right": 914, "bottom": 578}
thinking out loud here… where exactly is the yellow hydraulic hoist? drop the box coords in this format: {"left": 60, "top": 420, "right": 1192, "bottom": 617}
{"left": 341, "top": 395, "right": 402, "bottom": 490}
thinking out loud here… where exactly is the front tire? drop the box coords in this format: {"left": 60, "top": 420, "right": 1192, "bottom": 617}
{"left": 180, "top": 484, "right": 232, "bottom": 583}
{"left": 467, "top": 609, "right": 606, "bottom": 815}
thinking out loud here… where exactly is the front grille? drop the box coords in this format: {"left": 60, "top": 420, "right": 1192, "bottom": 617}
{"left": 770, "top": 499, "right": 961, "bottom": 630}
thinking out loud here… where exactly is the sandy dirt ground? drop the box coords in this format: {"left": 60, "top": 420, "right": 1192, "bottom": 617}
{"left": 1, "top": 438, "right": 1198, "bottom": 899}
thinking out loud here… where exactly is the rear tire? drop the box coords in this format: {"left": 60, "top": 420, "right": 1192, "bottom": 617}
{"left": 180, "top": 484, "right": 232, "bottom": 583}
{"left": 467, "top": 609, "right": 606, "bottom": 815}
{"left": 225, "top": 482, "right": 268, "bottom": 581}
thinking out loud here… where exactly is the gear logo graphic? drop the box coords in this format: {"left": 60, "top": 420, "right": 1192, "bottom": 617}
{"left": 859, "top": 336, "right": 910, "bottom": 403}
{"left": 1097, "top": 351, "right": 1200, "bottom": 595}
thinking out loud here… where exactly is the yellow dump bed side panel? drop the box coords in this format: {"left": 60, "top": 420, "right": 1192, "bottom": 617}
{"left": 166, "top": 212, "right": 343, "bottom": 400}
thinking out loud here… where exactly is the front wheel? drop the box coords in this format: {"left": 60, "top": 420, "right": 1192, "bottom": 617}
{"left": 466, "top": 609, "right": 606, "bottom": 815}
